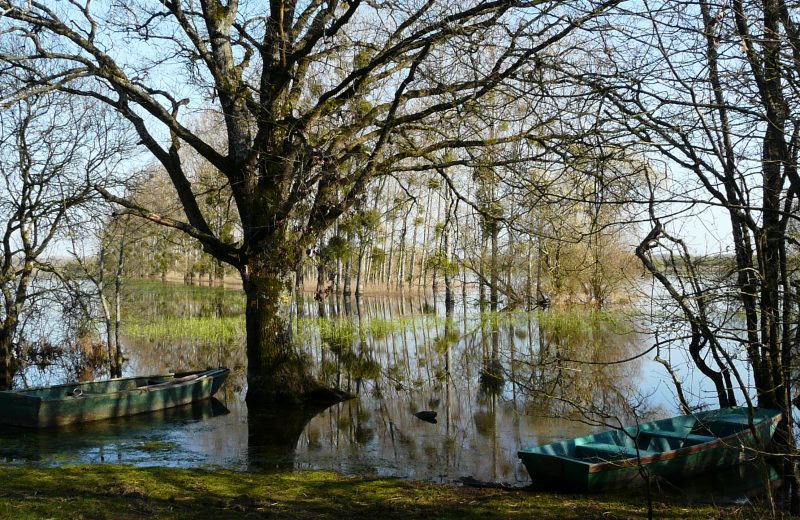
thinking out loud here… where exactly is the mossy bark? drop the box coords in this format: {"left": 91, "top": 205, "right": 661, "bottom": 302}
{"left": 242, "top": 255, "right": 352, "bottom": 406}
{"left": 0, "top": 328, "right": 15, "bottom": 391}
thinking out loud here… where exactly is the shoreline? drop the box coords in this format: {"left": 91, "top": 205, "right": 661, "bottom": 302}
{"left": 0, "top": 465, "right": 763, "bottom": 519}
{"left": 132, "top": 273, "right": 641, "bottom": 305}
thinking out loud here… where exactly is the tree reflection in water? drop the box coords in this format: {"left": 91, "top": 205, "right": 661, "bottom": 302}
{"left": 246, "top": 401, "right": 339, "bottom": 472}
{"left": 112, "top": 287, "right": 655, "bottom": 483}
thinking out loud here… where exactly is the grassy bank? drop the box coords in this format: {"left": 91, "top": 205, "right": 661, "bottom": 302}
{"left": 0, "top": 465, "right": 769, "bottom": 519}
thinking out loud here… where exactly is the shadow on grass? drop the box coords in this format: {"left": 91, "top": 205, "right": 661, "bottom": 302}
{"left": 0, "top": 465, "right": 764, "bottom": 520}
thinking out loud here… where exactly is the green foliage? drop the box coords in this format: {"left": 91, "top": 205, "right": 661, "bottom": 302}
{"left": 340, "top": 209, "right": 381, "bottom": 239}
{"left": 426, "top": 178, "right": 441, "bottom": 190}
{"left": 220, "top": 222, "right": 236, "bottom": 244}
{"left": 479, "top": 361, "right": 504, "bottom": 397}
{"left": 365, "top": 318, "right": 399, "bottom": 340}
{"left": 125, "top": 315, "right": 244, "bottom": 344}
{"left": 533, "top": 307, "right": 633, "bottom": 346}
{"left": 324, "top": 235, "right": 353, "bottom": 261}
{"left": 354, "top": 99, "right": 373, "bottom": 116}
{"left": 369, "top": 246, "right": 386, "bottom": 264}
{"left": 433, "top": 326, "right": 461, "bottom": 354}
{"left": 138, "top": 440, "right": 178, "bottom": 452}
{"left": 318, "top": 319, "right": 356, "bottom": 351}
{"left": 316, "top": 318, "right": 383, "bottom": 381}
{"left": 425, "top": 253, "right": 458, "bottom": 276}
{"left": 353, "top": 49, "right": 372, "bottom": 69}
{"left": 309, "top": 79, "right": 324, "bottom": 97}
{"left": 483, "top": 201, "right": 503, "bottom": 221}
{"left": 358, "top": 209, "right": 382, "bottom": 233}
{"left": 60, "top": 259, "right": 94, "bottom": 280}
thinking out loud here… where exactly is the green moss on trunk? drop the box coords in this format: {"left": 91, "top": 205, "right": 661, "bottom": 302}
{"left": 0, "top": 328, "right": 16, "bottom": 390}
{"left": 242, "top": 260, "right": 351, "bottom": 405}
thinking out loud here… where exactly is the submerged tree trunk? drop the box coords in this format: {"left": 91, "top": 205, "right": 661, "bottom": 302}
{"left": 247, "top": 401, "right": 336, "bottom": 470}
{"left": 243, "top": 267, "right": 304, "bottom": 401}
{"left": 241, "top": 257, "right": 351, "bottom": 405}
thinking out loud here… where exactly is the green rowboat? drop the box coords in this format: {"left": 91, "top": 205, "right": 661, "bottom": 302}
{"left": 0, "top": 368, "right": 230, "bottom": 427}
{"left": 518, "top": 407, "right": 782, "bottom": 491}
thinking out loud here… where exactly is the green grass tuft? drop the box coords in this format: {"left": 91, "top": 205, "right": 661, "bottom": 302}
{"left": 124, "top": 315, "right": 245, "bottom": 343}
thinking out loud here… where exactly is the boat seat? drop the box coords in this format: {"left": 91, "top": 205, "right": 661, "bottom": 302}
{"left": 709, "top": 415, "right": 752, "bottom": 424}
{"left": 640, "top": 430, "right": 715, "bottom": 444}
{"left": 576, "top": 443, "right": 657, "bottom": 460}
{"left": 693, "top": 418, "right": 755, "bottom": 437}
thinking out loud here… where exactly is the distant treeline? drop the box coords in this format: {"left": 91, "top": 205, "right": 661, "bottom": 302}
{"left": 102, "top": 164, "right": 642, "bottom": 309}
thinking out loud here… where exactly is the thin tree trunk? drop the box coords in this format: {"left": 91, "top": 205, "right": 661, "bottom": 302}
{"left": 420, "top": 189, "right": 433, "bottom": 289}
{"left": 490, "top": 218, "right": 499, "bottom": 312}
{"left": 443, "top": 224, "right": 452, "bottom": 306}
{"left": 242, "top": 258, "right": 350, "bottom": 404}
{"left": 343, "top": 251, "right": 352, "bottom": 296}
{"left": 526, "top": 244, "right": 533, "bottom": 309}
{"left": 355, "top": 248, "right": 365, "bottom": 297}
{"left": 0, "top": 323, "right": 17, "bottom": 390}
{"left": 113, "top": 235, "right": 125, "bottom": 377}
{"left": 315, "top": 261, "right": 326, "bottom": 301}
{"left": 396, "top": 209, "right": 409, "bottom": 290}
{"left": 443, "top": 188, "right": 454, "bottom": 306}
{"left": 408, "top": 217, "right": 419, "bottom": 288}
{"left": 97, "top": 245, "right": 117, "bottom": 377}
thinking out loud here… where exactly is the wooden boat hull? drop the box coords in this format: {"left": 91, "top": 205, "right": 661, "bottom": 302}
{"left": 0, "top": 368, "right": 230, "bottom": 428}
{"left": 518, "top": 407, "right": 781, "bottom": 491}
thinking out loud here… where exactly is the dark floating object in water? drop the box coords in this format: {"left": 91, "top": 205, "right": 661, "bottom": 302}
{"left": 0, "top": 368, "right": 230, "bottom": 428}
{"left": 413, "top": 410, "right": 437, "bottom": 423}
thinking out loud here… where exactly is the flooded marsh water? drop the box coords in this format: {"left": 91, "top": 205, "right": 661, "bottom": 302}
{"left": 7, "top": 281, "right": 724, "bottom": 489}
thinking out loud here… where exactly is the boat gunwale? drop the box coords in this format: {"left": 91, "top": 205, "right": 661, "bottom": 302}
{"left": 518, "top": 409, "right": 782, "bottom": 474}
{"left": 0, "top": 368, "right": 229, "bottom": 404}
{"left": 585, "top": 411, "right": 781, "bottom": 473}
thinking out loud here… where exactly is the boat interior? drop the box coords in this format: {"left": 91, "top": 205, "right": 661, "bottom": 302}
{"left": 17, "top": 377, "right": 156, "bottom": 399}
{"left": 529, "top": 409, "right": 773, "bottom": 463}
{"left": 15, "top": 372, "right": 211, "bottom": 399}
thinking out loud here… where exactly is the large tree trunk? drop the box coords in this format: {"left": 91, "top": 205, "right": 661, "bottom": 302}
{"left": 242, "top": 257, "right": 351, "bottom": 405}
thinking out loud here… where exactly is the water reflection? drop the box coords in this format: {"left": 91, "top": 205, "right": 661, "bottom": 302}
{"left": 0, "top": 399, "right": 230, "bottom": 466}
{"left": 247, "top": 402, "right": 336, "bottom": 472}
{"left": 8, "top": 284, "right": 663, "bottom": 485}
